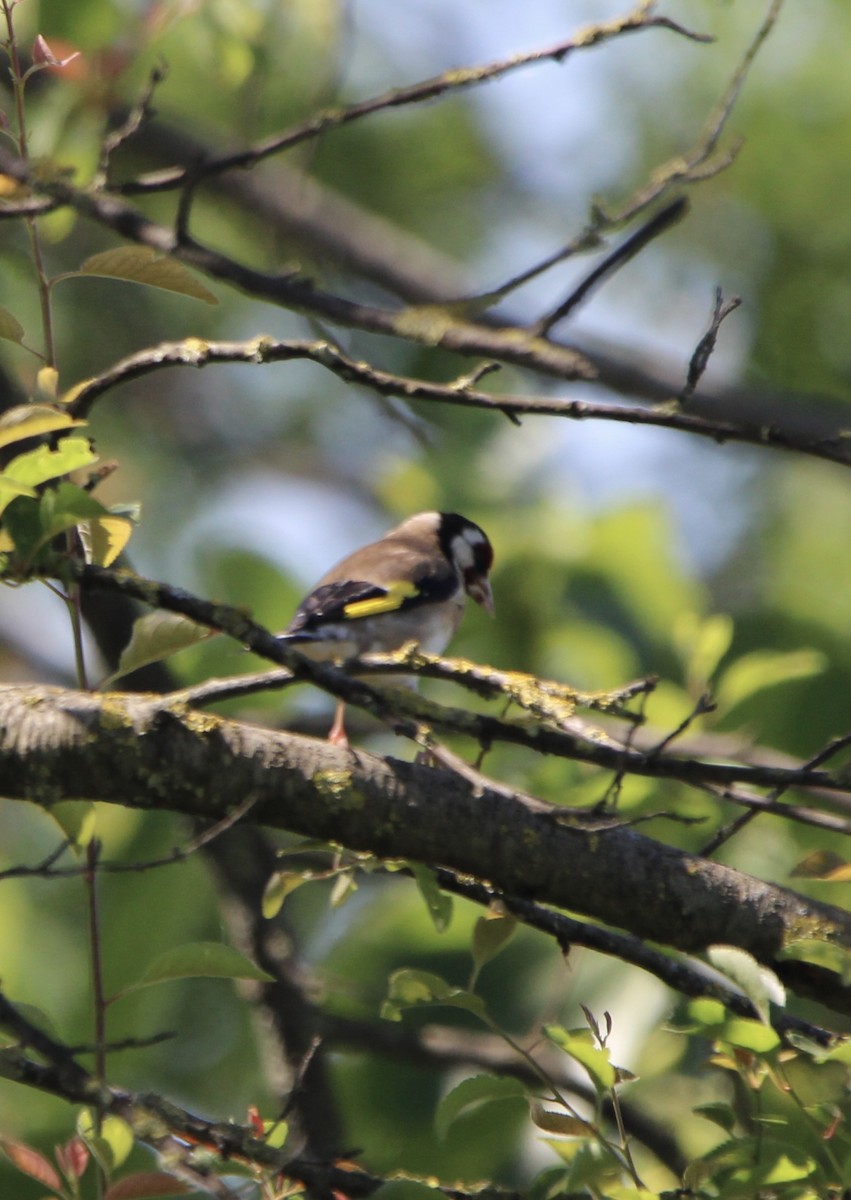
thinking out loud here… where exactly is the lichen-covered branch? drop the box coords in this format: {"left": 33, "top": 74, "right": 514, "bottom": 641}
{"left": 1, "top": 682, "right": 849, "bottom": 1015}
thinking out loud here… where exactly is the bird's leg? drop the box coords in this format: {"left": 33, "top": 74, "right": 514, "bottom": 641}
{"left": 328, "top": 700, "right": 349, "bottom": 747}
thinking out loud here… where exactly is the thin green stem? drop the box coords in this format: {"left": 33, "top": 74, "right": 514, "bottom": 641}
{"left": 85, "top": 837, "right": 107, "bottom": 1199}
{"left": 2, "top": 0, "right": 57, "bottom": 367}
{"left": 67, "top": 581, "right": 90, "bottom": 690}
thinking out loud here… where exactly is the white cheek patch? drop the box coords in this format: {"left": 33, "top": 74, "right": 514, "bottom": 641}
{"left": 451, "top": 534, "right": 476, "bottom": 571}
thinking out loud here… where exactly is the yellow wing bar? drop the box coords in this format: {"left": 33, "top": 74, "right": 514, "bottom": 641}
{"left": 343, "top": 579, "right": 419, "bottom": 619}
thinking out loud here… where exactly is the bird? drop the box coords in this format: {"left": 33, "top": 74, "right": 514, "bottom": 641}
{"left": 279, "top": 511, "right": 494, "bottom": 744}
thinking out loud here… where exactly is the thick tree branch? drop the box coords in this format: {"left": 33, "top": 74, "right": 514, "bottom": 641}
{"left": 1, "top": 683, "right": 850, "bottom": 1016}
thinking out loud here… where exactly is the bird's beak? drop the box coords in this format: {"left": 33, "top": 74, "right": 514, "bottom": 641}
{"left": 466, "top": 574, "right": 495, "bottom": 616}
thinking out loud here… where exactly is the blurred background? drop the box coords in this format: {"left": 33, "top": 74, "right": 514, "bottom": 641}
{"left": 2, "top": 0, "right": 851, "bottom": 1192}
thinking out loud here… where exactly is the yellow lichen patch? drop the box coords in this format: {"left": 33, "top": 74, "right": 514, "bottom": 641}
{"left": 392, "top": 305, "right": 459, "bottom": 345}
{"left": 313, "top": 769, "right": 364, "bottom": 810}
{"left": 97, "top": 696, "right": 136, "bottom": 732}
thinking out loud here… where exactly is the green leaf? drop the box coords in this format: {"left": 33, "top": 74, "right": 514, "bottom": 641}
{"left": 0, "top": 403, "right": 86, "bottom": 450}
{"left": 409, "top": 864, "right": 453, "bottom": 932}
{"left": 78, "top": 1112, "right": 134, "bottom": 1171}
{"left": 434, "top": 1075, "right": 526, "bottom": 1140}
{"left": 262, "top": 1119, "right": 288, "bottom": 1150}
{"left": 104, "top": 611, "right": 215, "bottom": 687}
{"left": 789, "top": 849, "right": 851, "bottom": 881}
{"left": 83, "top": 515, "right": 133, "bottom": 567}
{"left": 262, "top": 869, "right": 314, "bottom": 919}
{"left": 0, "top": 476, "right": 37, "bottom": 518}
{"left": 529, "top": 1104, "right": 595, "bottom": 1137}
{"left": 47, "top": 800, "right": 97, "bottom": 851}
{"left": 80, "top": 247, "right": 219, "bottom": 305}
{"left": 685, "top": 997, "right": 727, "bottom": 1029}
{"left": 3, "top": 436, "right": 97, "bottom": 488}
{"left": 117, "top": 941, "right": 274, "bottom": 997}
{"left": 824, "top": 1039, "right": 851, "bottom": 1065}
{"left": 717, "top": 647, "right": 825, "bottom": 710}
{"left": 471, "top": 911, "right": 517, "bottom": 974}
{"left": 104, "top": 1172, "right": 193, "bottom": 1199}
{"left": 718, "top": 1018, "right": 780, "bottom": 1054}
{"left": 707, "top": 945, "right": 785, "bottom": 1024}
{"left": 543, "top": 1025, "right": 616, "bottom": 1092}
{"left": 0, "top": 305, "right": 24, "bottom": 345}
{"left": 35, "top": 366, "right": 59, "bottom": 402}
{"left": 675, "top": 610, "right": 734, "bottom": 686}
{"left": 381, "top": 968, "right": 487, "bottom": 1022}
{"left": 693, "top": 1101, "right": 737, "bottom": 1132}
{"left": 778, "top": 939, "right": 851, "bottom": 983}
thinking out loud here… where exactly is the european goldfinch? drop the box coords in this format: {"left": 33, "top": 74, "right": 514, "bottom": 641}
{"left": 280, "top": 511, "right": 494, "bottom": 744}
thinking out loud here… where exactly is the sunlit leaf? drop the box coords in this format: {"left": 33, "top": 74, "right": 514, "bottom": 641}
{"left": 85, "top": 515, "right": 134, "bottom": 567}
{"left": 685, "top": 997, "right": 727, "bottom": 1029}
{"left": 262, "top": 869, "right": 314, "bottom": 919}
{"left": 543, "top": 1025, "right": 616, "bottom": 1092}
{"left": 789, "top": 849, "right": 851, "bottom": 882}
{"left": 0, "top": 1136, "right": 62, "bottom": 1191}
{"left": 105, "top": 611, "right": 215, "bottom": 688}
{"left": 78, "top": 1112, "right": 134, "bottom": 1171}
{"left": 3, "top": 436, "right": 96, "bottom": 489}
{"left": 117, "top": 941, "right": 275, "bottom": 997}
{"left": 529, "top": 1104, "right": 594, "bottom": 1137}
{"left": 471, "top": 911, "right": 517, "bottom": 973}
{"left": 707, "top": 945, "right": 785, "bottom": 1024}
{"left": 434, "top": 1075, "right": 525, "bottom": 1140}
{"left": 0, "top": 404, "right": 85, "bottom": 450}
{"left": 80, "top": 247, "right": 218, "bottom": 305}
{"left": 382, "top": 968, "right": 487, "bottom": 1022}
{"left": 675, "top": 610, "right": 734, "bottom": 686}
{"left": 262, "top": 1119, "right": 288, "bottom": 1150}
{"left": 46, "top": 800, "right": 97, "bottom": 850}
{"left": 717, "top": 648, "right": 825, "bottom": 710}
{"left": 718, "top": 1018, "right": 780, "bottom": 1054}
{"left": 35, "top": 366, "right": 59, "bottom": 402}
{"left": 0, "top": 476, "right": 37, "bottom": 517}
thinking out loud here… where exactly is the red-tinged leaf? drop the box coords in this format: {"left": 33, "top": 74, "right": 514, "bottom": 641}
{"left": 56, "top": 1135, "right": 89, "bottom": 1180}
{"left": 104, "top": 1171, "right": 192, "bottom": 1199}
{"left": 247, "top": 1105, "right": 264, "bottom": 1137}
{"left": 0, "top": 1136, "right": 62, "bottom": 1191}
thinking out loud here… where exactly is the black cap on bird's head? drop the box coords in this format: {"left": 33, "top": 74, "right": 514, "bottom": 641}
{"left": 436, "top": 511, "right": 495, "bottom": 615}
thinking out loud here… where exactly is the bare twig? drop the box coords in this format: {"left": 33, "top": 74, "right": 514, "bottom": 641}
{"left": 95, "top": 63, "right": 168, "bottom": 186}
{"left": 114, "top": 7, "right": 711, "bottom": 196}
{"left": 681, "top": 287, "right": 742, "bottom": 403}
{"left": 534, "top": 198, "right": 689, "bottom": 335}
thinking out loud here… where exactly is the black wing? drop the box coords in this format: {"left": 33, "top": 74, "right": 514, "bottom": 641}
{"left": 285, "top": 580, "right": 388, "bottom": 634}
{"left": 285, "top": 567, "right": 458, "bottom": 635}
